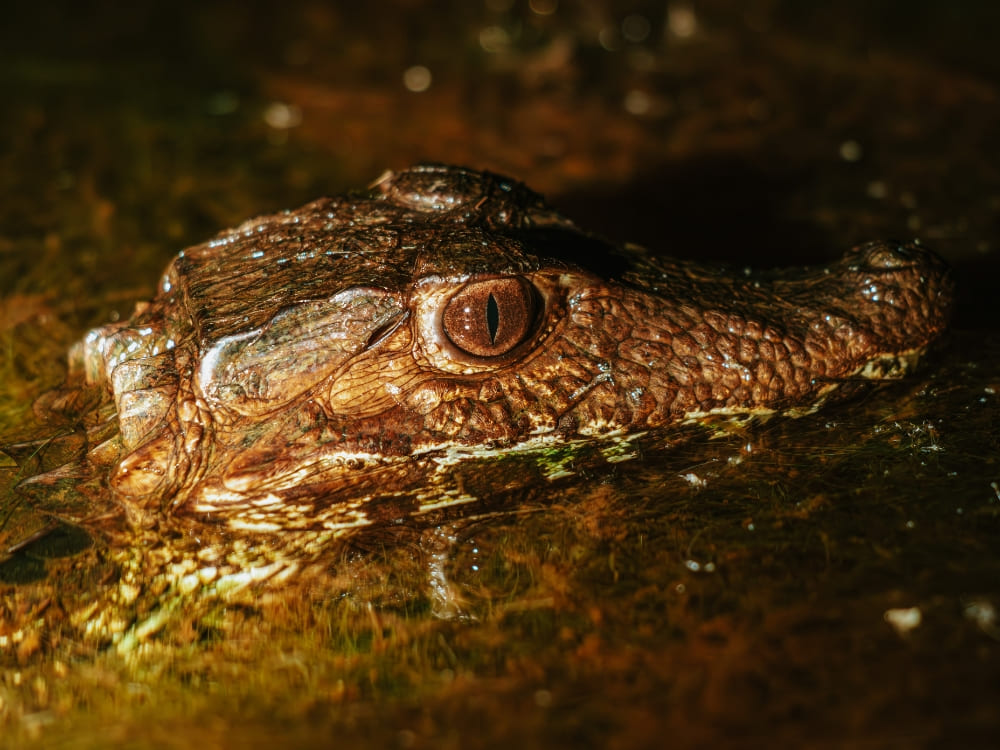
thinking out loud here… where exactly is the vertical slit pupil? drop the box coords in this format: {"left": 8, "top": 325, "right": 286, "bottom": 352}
{"left": 486, "top": 293, "right": 500, "bottom": 344}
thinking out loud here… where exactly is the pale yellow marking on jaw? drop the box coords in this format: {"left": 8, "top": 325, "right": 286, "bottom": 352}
{"left": 205, "top": 347, "right": 926, "bottom": 531}
{"left": 679, "top": 347, "right": 927, "bottom": 425}
{"left": 853, "top": 348, "right": 923, "bottom": 379}
{"left": 417, "top": 491, "right": 480, "bottom": 513}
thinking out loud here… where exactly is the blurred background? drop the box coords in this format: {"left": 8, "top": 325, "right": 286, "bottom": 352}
{"left": 2, "top": 1, "right": 997, "bottom": 324}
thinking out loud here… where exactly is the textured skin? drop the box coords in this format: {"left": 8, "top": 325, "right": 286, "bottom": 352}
{"left": 71, "top": 165, "right": 952, "bottom": 529}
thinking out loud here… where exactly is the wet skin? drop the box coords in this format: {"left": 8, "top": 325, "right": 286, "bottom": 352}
{"left": 68, "top": 165, "right": 952, "bottom": 530}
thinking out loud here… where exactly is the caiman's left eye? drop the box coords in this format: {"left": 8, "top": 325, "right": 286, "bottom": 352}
{"left": 442, "top": 277, "right": 538, "bottom": 358}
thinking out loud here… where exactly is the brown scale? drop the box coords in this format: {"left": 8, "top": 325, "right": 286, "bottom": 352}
{"left": 24, "top": 164, "right": 952, "bottom": 531}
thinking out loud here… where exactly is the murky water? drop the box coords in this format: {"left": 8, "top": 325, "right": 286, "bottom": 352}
{"left": 1, "top": 2, "right": 998, "bottom": 748}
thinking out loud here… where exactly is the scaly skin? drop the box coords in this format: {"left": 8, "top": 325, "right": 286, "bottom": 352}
{"left": 68, "top": 165, "right": 952, "bottom": 531}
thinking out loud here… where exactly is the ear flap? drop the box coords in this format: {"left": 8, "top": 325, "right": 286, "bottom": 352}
{"left": 196, "top": 288, "right": 403, "bottom": 417}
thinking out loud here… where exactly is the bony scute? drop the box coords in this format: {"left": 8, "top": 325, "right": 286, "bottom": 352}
{"left": 41, "top": 165, "right": 952, "bottom": 531}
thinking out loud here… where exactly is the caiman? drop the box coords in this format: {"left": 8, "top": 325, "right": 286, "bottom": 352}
{"left": 42, "top": 165, "right": 953, "bottom": 533}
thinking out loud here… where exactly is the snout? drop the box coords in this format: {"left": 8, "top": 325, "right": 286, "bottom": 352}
{"left": 844, "top": 240, "right": 954, "bottom": 352}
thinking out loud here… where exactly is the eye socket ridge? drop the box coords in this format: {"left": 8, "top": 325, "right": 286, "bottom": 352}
{"left": 441, "top": 276, "right": 540, "bottom": 359}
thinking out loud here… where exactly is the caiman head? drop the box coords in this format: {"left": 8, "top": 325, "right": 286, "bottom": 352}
{"left": 67, "top": 165, "right": 952, "bottom": 531}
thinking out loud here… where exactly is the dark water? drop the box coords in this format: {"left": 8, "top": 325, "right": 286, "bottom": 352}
{"left": 1, "top": 2, "right": 998, "bottom": 747}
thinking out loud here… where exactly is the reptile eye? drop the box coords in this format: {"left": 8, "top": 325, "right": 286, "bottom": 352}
{"left": 442, "top": 277, "right": 537, "bottom": 358}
